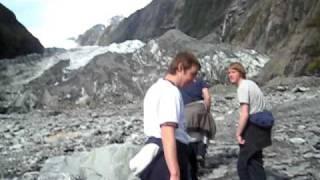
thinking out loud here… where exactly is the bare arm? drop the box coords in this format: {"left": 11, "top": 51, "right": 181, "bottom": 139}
{"left": 202, "top": 87, "right": 211, "bottom": 111}
{"left": 161, "top": 125, "right": 180, "bottom": 179}
{"left": 236, "top": 103, "right": 249, "bottom": 144}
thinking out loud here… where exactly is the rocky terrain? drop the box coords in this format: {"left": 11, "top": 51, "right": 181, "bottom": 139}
{"left": 204, "top": 76, "right": 320, "bottom": 180}
{"left": 1, "top": 1, "right": 320, "bottom": 180}
{"left": 0, "top": 3, "right": 44, "bottom": 59}
{"left": 0, "top": 76, "right": 319, "bottom": 180}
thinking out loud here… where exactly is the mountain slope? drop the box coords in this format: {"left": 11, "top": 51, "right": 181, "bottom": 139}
{"left": 97, "top": 0, "right": 178, "bottom": 45}
{"left": 0, "top": 30, "right": 268, "bottom": 113}
{"left": 94, "top": 0, "right": 320, "bottom": 80}
{"left": 76, "top": 24, "right": 106, "bottom": 46}
{"left": 0, "top": 3, "right": 44, "bottom": 59}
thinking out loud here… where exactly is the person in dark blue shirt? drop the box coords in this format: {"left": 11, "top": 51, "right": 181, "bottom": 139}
{"left": 181, "top": 77, "right": 211, "bottom": 109}
{"left": 180, "top": 77, "right": 216, "bottom": 168}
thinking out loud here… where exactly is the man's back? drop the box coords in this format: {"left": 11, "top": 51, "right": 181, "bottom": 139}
{"left": 143, "top": 78, "right": 188, "bottom": 144}
{"left": 180, "top": 78, "right": 208, "bottom": 105}
{"left": 237, "top": 79, "right": 266, "bottom": 114}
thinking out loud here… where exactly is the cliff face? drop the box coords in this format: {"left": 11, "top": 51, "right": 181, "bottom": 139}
{"left": 225, "top": 0, "right": 320, "bottom": 80}
{"left": 93, "top": 0, "right": 320, "bottom": 80}
{"left": 0, "top": 3, "right": 44, "bottom": 59}
{"left": 97, "top": 0, "right": 179, "bottom": 45}
{"left": 76, "top": 24, "right": 106, "bottom": 46}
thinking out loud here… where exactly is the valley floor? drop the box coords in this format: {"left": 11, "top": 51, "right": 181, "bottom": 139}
{"left": 0, "top": 77, "right": 320, "bottom": 180}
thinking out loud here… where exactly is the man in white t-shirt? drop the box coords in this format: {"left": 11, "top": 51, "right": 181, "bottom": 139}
{"left": 141, "top": 52, "right": 200, "bottom": 180}
{"left": 228, "top": 62, "right": 272, "bottom": 180}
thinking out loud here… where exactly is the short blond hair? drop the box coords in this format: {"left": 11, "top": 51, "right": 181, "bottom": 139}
{"left": 228, "top": 62, "right": 246, "bottom": 79}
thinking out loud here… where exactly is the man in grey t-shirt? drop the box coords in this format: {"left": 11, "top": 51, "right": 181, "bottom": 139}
{"left": 228, "top": 62, "right": 271, "bottom": 180}
{"left": 237, "top": 79, "right": 266, "bottom": 115}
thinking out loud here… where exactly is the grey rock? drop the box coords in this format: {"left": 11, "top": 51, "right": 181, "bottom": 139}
{"left": 303, "top": 152, "right": 320, "bottom": 159}
{"left": 3, "top": 132, "right": 13, "bottom": 139}
{"left": 38, "top": 143, "right": 140, "bottom": 180}
{"left": 8, "top": 90, "right": 38, "bottom": 113}
{"left": 205, "top": 165, "right": 229, "bottom": 179}
{"left": 276, "top": 86, "right": 288, "bottom": 92}
{"left": 37, "top": 172, "right": 75, "bottom": 180}
{"left": 289, "top": 138, "right": 306, "bottom": 145}
{"left": 90, "top": 112, "right": 99, "bottom": 119}
{"left": 292, "top": 86, "right": 310, "bottom": 93}
{"left": 21, "top": 171, "right": 39, "bottom": 180}
{"left": 224, "top": 94, "right": 235, "bottom": 100}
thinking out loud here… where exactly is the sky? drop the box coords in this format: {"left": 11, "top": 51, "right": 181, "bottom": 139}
{"left": 1, "top": 0, "right": 152, "bottom": 48}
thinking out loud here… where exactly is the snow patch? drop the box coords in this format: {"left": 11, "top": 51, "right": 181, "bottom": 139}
{"left": 17, "top": 40, "right": 146, "bottom": 84}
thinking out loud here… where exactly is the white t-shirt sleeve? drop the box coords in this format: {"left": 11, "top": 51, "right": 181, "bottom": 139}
{"left": 157, "top": 90, "right": 181, "bottom": 125}
{"left": 237, "top": 81, "right": 249, "bottom": 104}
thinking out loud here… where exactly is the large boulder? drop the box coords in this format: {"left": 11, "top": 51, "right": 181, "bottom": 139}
{"left": 38, "top": 143, "right": 140, "bottom": 180}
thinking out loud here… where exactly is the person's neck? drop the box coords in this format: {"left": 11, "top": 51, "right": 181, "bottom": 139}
{"left": 236, "top": 78, "right": 244, "bottom": 87}
{"left": 164, "top": 74, "right": 180, "bottom": 87}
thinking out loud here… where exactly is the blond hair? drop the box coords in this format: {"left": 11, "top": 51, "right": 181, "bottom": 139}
{"left": 228, "top": 62, "right": 246, "bottom": 79}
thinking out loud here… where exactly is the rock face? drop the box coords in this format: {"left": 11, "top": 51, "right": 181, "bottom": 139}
{"left": 229, "top": 0, "right": 320, "bottom": 82}
{"left": 0, "top": 3, "right": 44, "bottom": 59}
{"left": 76, "top": 24, "right": 106, "bottom": 46}
{"left": 95, "top": 0, "right": 320, "bottom": 79}
{"left": 97, "top": 0, "right": 179, "bottom": 45}
{"left": 76, "top": 16, "right": 124, "bottom": 46}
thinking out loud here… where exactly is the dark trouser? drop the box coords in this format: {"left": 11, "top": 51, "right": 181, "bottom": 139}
{"left": 140, "top": 137, "right": 198, "bottom": 180}
{"left": 237, "top": 145, "right": 266, "bottom": 180}
{"left": 189, "top": 141, "right": 207, "bottom": 159}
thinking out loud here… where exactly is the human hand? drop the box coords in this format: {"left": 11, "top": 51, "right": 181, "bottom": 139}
{"left": 236, "top": 135, "right": 245, "bottom": 145}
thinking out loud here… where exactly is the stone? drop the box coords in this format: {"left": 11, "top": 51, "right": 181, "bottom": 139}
{"left": 289, "top": 137, "right": 306, "bottom": 145}
{"left": 38, "top": 143, "right": 140, "bottom": 180}
{"left": 90, "top": 112, "right": 99, "bottom": 119}
{"left": 224, "top": 95, "right": 235, "bottom": 100}
{"left": 206, "top": 165, "right": 228, "bottom": 179}
{"left": 21, "top": 171, "right": 39, "bottom": 180}
{"left": 276, "top": 86, "right": 288, "bottom": 92}
{"left": 292, "top": 87, "right": 310, "bottom": 93}
{"left": 303, "top": 152, "right": 320, "bottom": 159}
{"left": 215, "top": 116, "right": 225, "bottom": 121}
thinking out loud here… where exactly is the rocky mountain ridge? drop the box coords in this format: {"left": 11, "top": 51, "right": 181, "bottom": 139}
{"left": 0, "top": 30, "right": 269, "bottom": 113}
{"left": 82, "top": 0, "right": 320, "bottom": 81}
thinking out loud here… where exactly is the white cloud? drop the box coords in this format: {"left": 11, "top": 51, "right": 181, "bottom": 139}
{"left": 26, "top": 0, "right": 152, "bottom": 48}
